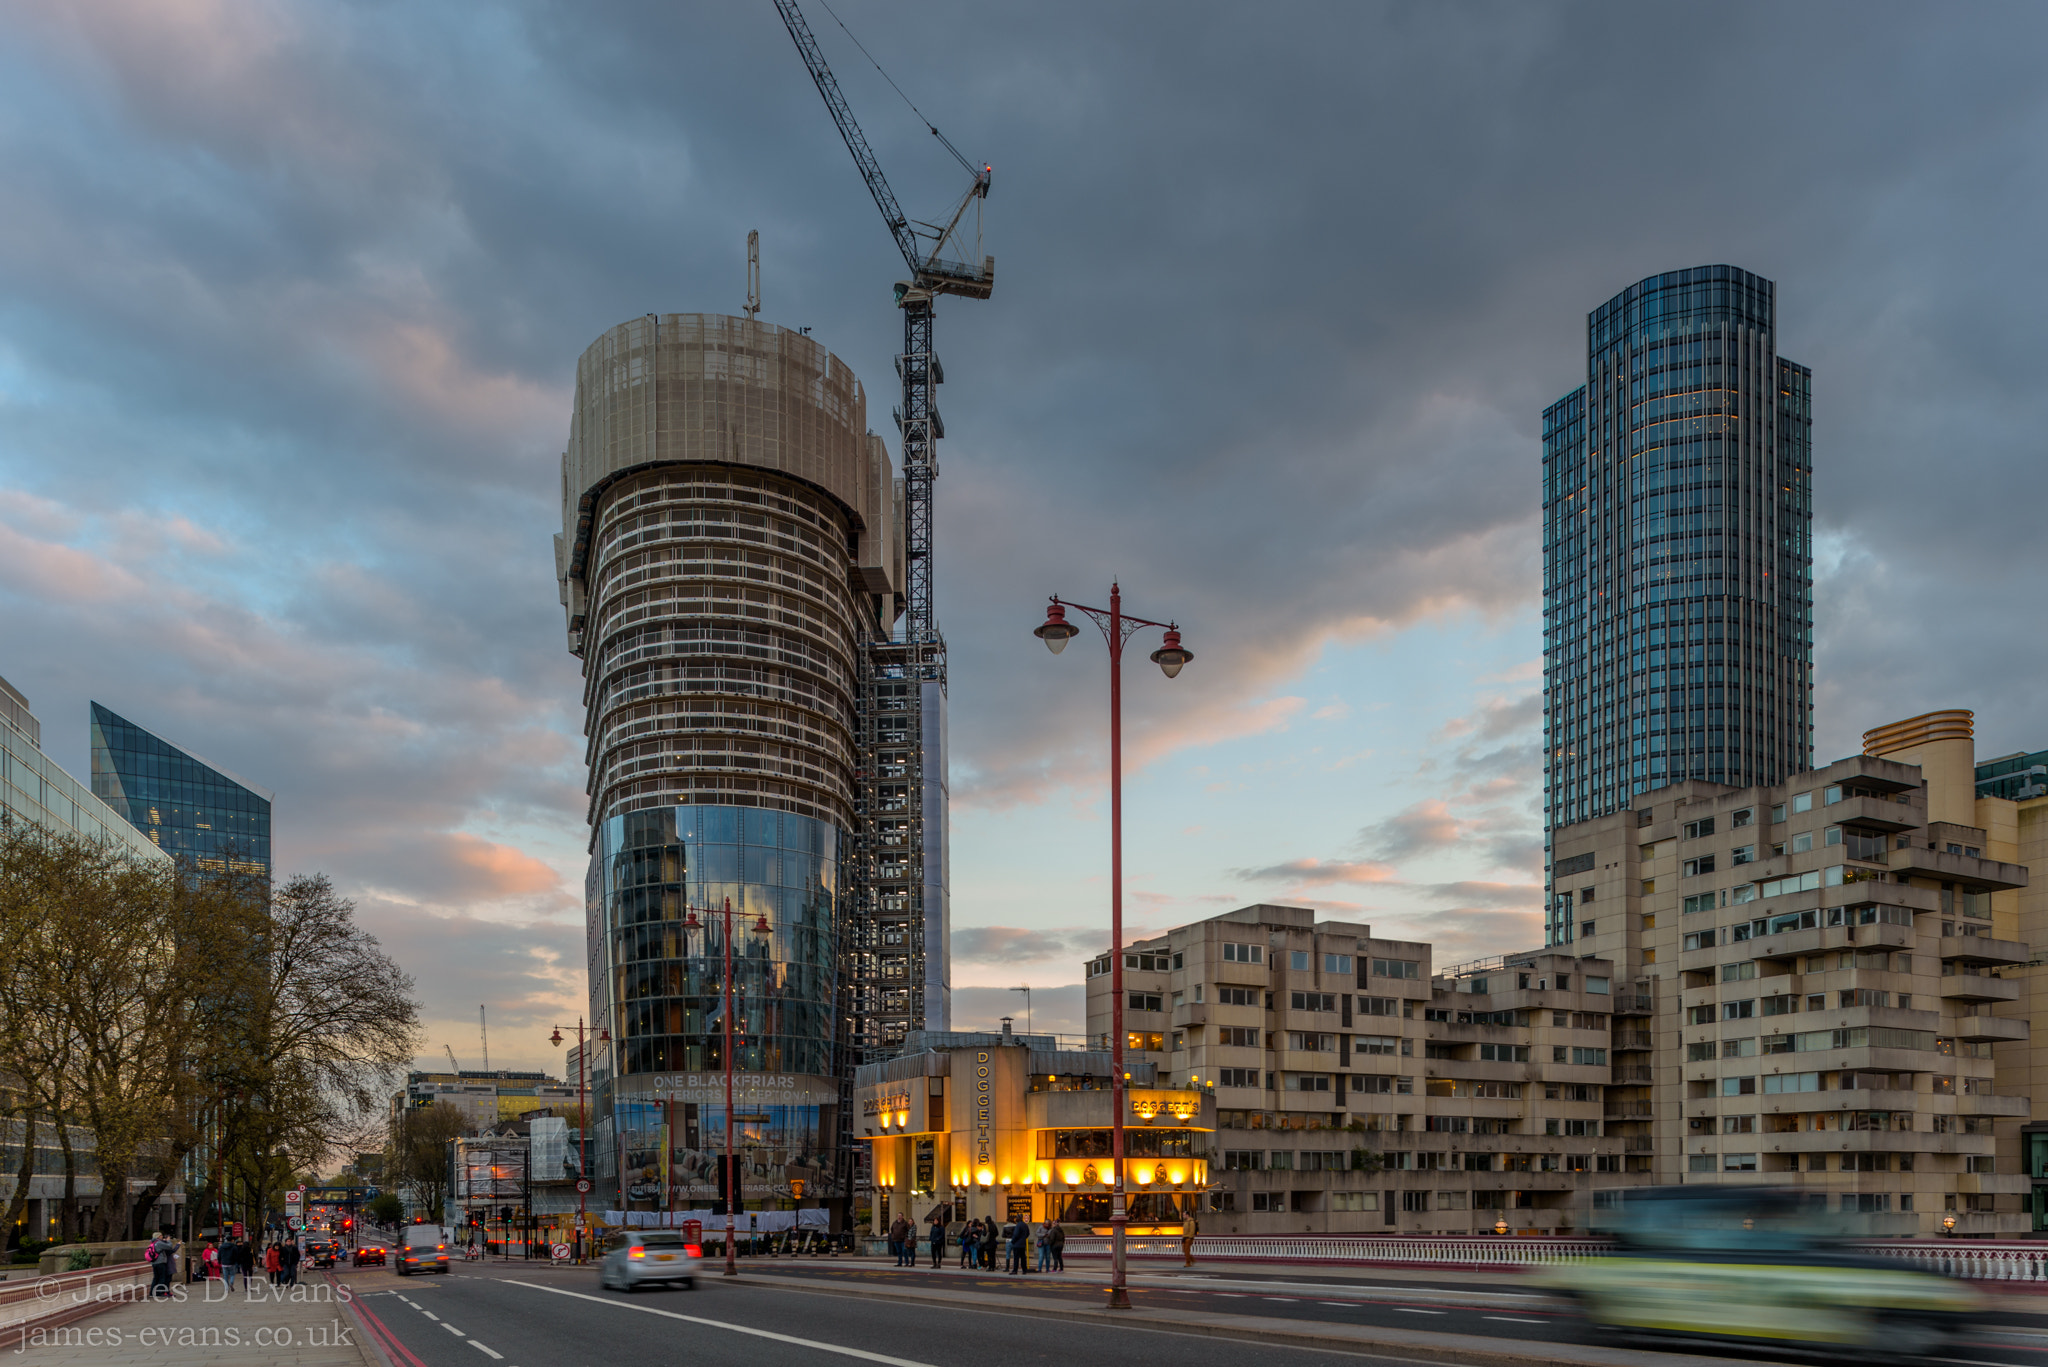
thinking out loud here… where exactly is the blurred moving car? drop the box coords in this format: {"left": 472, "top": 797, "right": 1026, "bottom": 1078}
{"left": 397, "top": 1226, "right": 451, "bottom": 1276}
{"left": 304, "top": 1241, "right": 338, "bottom": 1269}
{"left": 352, "top": 1246, "right": 386, "bottom": 1267}
{"left": 598, "top": 1231, "right": 701, "bottom": 1292}
{"left": 1540, "top": 1186, "right": 1985, "bottom": 1359}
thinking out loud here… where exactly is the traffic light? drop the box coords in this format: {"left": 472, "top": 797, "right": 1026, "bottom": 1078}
{"left": 500, "top": 1206, "right": 514, "bottom": 1223}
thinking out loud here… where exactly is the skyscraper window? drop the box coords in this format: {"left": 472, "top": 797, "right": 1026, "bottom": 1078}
{"left": 90, "top": 702, "right": 272, "bottom": 878}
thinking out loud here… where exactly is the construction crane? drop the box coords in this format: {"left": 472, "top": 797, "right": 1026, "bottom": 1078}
{"left": 443, "top": 1044, "right": 461, "bottom": 1075}
{"left": 773, "top": 0, "right": 993, "bottom": 658}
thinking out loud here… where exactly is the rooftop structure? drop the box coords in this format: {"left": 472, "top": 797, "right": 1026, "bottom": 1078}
{"left": 89, "top": 702, "right": 272, "bottom": 877}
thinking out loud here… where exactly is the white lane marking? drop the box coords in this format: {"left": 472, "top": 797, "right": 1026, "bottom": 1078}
{"left": 1262, "top": 1297, "right": 1297, "bottom": 1302}
{"left": 442, "top": 1323, "right": 466, "bottom": 1336}
{"left": 1319, "top": 1301, "right": 1351, "bottom": 1306}
{"left": 1395, "top": 1308, "right": 1445, "bottom": 1315}
{"left": 1485, "top": 1316, "right": 1546, "bottom": 1324}
{"left": 421, "top": 1311, "right": 439, "bottom": 1320}
{"left": 506, "top": 1280, "right": 941, "bottom": 1367}
{"left": 469, "top": 1343, "right": 503, "bottom": 1359}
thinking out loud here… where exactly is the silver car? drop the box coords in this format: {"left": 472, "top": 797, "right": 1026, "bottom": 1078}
{"left": 599, "top": 1231, "right": 701, "bottom": 1291}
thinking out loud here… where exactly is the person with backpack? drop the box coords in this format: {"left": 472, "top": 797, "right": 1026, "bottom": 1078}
{"left": 145, "top": 1228, "right": 176, "bottom": 1297}
{"left": 199, "top": 1239, "right": 221, "bottom": 1285}
{"left": 1048, "top": 1220, "right": 1066, "bottom": 1271}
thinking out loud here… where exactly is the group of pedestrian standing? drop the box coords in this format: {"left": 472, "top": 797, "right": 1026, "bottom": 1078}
{"left": 150, "top": 1227, "right": 302, "bottom": 1294}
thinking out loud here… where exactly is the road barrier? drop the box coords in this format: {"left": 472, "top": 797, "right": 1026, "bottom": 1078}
{"left": 1059, "top": 1234, "right": 2048, "bottom": 1282}
{"left": 0, "top": 1262, "right": 150, "bottom": 1340}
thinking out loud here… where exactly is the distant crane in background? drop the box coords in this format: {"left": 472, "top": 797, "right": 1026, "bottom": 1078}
{"left": 443, "top": 1044, "right": 461, "bottom": 1074}
{"left": 480, "top": 1005, "right": 490, "bottom": 1073}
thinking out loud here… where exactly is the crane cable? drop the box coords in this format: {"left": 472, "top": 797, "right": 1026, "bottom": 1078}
{"left": 814, "top": 0, "right": 979, "bottom": 179}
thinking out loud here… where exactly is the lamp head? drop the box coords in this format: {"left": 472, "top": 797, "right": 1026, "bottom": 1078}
{"left": 1034, "top": 600, "right": 1080, "bottom": 655}
{"left": 1150, "top": 628, "right": 1191, "bottom": 679}
{"left": 684, "top": 909, "right": 702, "bottom": 931}
{"left": 549, "top": 1029, "right": 563, "bottom": 1048}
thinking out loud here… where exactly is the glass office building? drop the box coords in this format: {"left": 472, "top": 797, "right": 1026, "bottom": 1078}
{"left": 1542, "top": 266, "right": 1812, "bottom": 945}
{"left": 89, "top": 702, "right": 272, "bottom": 877}
{"left": 0, "top": 674, "right": 169, "bottom": 863}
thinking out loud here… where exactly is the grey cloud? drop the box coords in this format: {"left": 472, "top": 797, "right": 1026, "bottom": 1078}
{"left": 951, "top": 925, "right": 1094, "bottom": 966}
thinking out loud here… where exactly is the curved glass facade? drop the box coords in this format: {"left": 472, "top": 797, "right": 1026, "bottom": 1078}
{"left": 597, "top": 804, "right": 840, "bottom": 1079}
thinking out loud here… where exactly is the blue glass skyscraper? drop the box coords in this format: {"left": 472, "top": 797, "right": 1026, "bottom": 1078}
{"left": 1542, "top": 266, "right": 1812, "bottom": 945}
{"left": 89, "top": 703, "right": 272, "bottom": 878}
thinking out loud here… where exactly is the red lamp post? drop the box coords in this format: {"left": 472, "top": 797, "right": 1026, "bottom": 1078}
{"left": 548, "top": 1017, "right": 610, "bottom": 1260}
{"left": 684, "top": 896, "right": 771, "bottom": 1278}
{"left": 1035, "top": 584, "right": 1191, "bottom": 1310}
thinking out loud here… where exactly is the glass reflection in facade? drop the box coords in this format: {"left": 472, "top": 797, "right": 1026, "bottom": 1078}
{"left": 89, "top": 703, "right": 272, "bottom": 877}
{"left": 1542, "top": 266, "right": 1812, "bottom": 945}
{"left": 590, "top": 803, "right": 841, "bottom": 1202}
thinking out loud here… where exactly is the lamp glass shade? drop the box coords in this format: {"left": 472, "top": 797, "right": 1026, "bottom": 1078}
{"left": 1035, "top": 602, "right": 1080, "bottom": 654}
{"left": 1150, "top": 629, "right": 1191, "bottom": 679}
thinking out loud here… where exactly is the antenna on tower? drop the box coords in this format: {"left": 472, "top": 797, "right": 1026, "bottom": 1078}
{"left": 480, "top": 1005, "right": 490, "bottom": 1073}
{"left": 745, "top": 229, "right": 761, "bottom": 319}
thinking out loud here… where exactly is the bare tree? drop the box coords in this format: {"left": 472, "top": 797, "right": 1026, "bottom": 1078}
{"left": 393, "top": 1103, "right": 470, "bottom": 1222}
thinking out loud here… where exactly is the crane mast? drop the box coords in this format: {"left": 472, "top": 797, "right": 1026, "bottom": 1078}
{"left": 773, "top": 0, "right": 992, "bottom": 1216}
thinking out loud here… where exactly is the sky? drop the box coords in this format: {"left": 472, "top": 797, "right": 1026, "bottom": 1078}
{"left": 3, "top": 1, "right": 2047, "bottom": 1074}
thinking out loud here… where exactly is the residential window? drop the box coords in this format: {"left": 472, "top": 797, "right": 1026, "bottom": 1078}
{"left": 1289, "top": 991, "right": 1338, "bottom": 1013}
{"left": 1221, "top": 1149, "right": 1262, "bottom": 1171}
{"left": 1286, "top": 1074, "right": 1331, "bottom": 1093}
{"left": 1731, "top": 808, "right": 1754, "bottom": 828}
{"left": 1571, "top": 1047, "right": 1607, "bottom": 1066}
{"left": 1285, "top": 1032, "right": 1336, "bottom": 1053}
{"left": 1355, "top": 1034, "right": 1399, "bottom": 1056}
{"left": 1824, "top": 785, "right": 1843, "bottom": 805}
{"left": 1217, "top": 1068, "right": 1260, "bottom": 1088}
{"left": 1791, "top": 792, "right": 1813, "bottom": 813}
{"left": 1684, "top": 856, "right": 1717, "bottom": 877}
{"left": 1721, "top": 1077, "right": 1757, "bottom": 1096}
{"left": 1477, "top": 1043, "right": 1529, "bottom": 1062}
{"left": 1127, "top": 1031, "right": 1164, "bottom": 1051}
{"left": 1723, "top": 1152, "right": 1759, "bottom": 1172}
{"left": 1722, "top": 1000, "right": 1754, "bottom": 1020}
{"left": 1688, "top": 1154, "right": 1715, "bottom": 1173}
{"left": 1580, "top": 920, "right": 1597, "bottom": 937}
{"left": 1731, "top": 844, "right": 1755, "bottom": 865}
{"left": 1722, "top": 961, "right": 1757, "bottom": 982}
{"left": 1128, "top": 993, "right": 1163, "bottom": 1013}
{"left": 1791, "top": 831, "right": 1813, "bottom": 853}
{"left": 1250, "top": 1192, "right": 1282, "bottom": 1212}
{"left": 1771, "top": 804, "right": 1786, "bottom": 823}
{"left": 1683, "top": 930, "right": 1717, "bottom": 951}
{"left": 1722, "top": 1037, "right": 1756, "bottom": 1058}
{"left": 1324, "top": 953, "right": 1353, "bottom": 974}
{"left": 1218, "top": 1026, "right": 1260, "bottom": 1048}
{"left": 1216, "top": 986, "right": 1258, "bottom": 1007}
{"left": 1684, "top": 817, "right": 1717, "bottom": 839}
{"left": 1289, "top": 950, "right": 1310, "bottom": 971}
{"left": 1687, "top": 1041, "right": 1717, "bottom": 1062}
{"left": 1372, "top": 959, "right": 1419, "bottom": 979}
{"left": 1221, "top": 943, "right": 1263, "bottom": 964}
{"left": 1722, "top": 1116, "right": 1755, "bottom": 1134}
{"left": 1358, "top": 995, "right": 1399, "bottom": 1017}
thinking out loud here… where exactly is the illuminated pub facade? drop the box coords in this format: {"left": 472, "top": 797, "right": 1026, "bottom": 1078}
{"left": 855, "top": 1025, "right": 1216, "bottom": 1232}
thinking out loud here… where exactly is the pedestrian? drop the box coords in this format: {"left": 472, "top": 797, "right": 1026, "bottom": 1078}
{"left": 980, "top": 1218, "right": 997, "bottom": 1270}
{"left": 280, "top": 1238, "right": 300, "bottom": 1287}
{"left": 221, "top": 1236, "right": 240, "bottom": 1292}
{"left": 1036, "top": 1220, "right": 1053, "bottom": 1273}
{"left": 240, "top": 1237, "right": 255, "bottom": 1286}
{"left": 889, "top": 1214, "right": 909, "bottom": 1267}
{"left": 201, "top": 1239, "right": 222, "bottom": 1283}
{"left": 1004, "top": 1217, "right": 1024, "bottom": 1274}
{"left": 146, "top": 1227, "right": 175, "bottom": 1298}
{"left": 1049, "top": 1221, "right": 1065, "bottom": 1271}
{"left": 957, "top": 1220, "right": 975, "bottom": 1269}
{"left": 928, "top": 1213, "right": 945, "bottom": 1270}
{"left": 264, "top": 1242, "right": 281, "bottom": 1284}
{"left": 1181, "top": 1207, "right": 1199, "bottom": 1267}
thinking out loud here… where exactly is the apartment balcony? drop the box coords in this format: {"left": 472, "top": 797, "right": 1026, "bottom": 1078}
{"left": 1955, "top": 1173, "right": 2033, "bottom": 1196}
{"left": 1604, "top": 1101, "right": 1654, "bottom": 1120}
{"left": 1611, "top": 993, "right": 1655, "bottom": 1016}
{"left": 1951, "top": 1014, "right": 2030, "bottom": 1044}
{"left": 1173, "top": 1002, "right": 1208, "bottom": 1027}
{"left": 1613, "top": 1031, "right": 1654, "bottom": 1052}
{"left": 1955, "top": 1092, "right": 2032, "bottom": 1119}
{"left": 1611, "top": 1064, "right": 1654, "bottom": 1084}
{"left": 1624, "top": 1137, "right": 1654, "bottom": 1153}
{"left": 1825, "top": 794, "right": 1922, "bottom": 833}
{"left": 1938, "top": 935, "right": 2030, "bottom": 967}
{"left": 1888, "top": 845, "right": 2028, "bottom": 891}
{"left": 1941, "top": 974, "right": 2023, "bottom": 1005}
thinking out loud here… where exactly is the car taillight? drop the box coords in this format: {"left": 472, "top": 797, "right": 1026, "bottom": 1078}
{"left": 435, "top": 1245, "right": 445, "bottom": 1251}
{"left": 684, "top": 1244, "right": 702, "bottom": 1258}
{"left": 628, "top": 1245, "right": 645, "bottom": 1259}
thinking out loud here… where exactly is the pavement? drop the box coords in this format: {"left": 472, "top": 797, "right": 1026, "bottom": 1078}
{"left": 3, "top": 1272, "right": 374, "bottom": 1366}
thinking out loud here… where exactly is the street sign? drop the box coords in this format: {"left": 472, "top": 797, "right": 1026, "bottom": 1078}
{"left": 574, "top": 1179, "right": 591, "bottom": 1194}
{"left": 550, "top": 1243, "right": 570, "bottom": 1261}
{"left": 284, "top": 1192, "right": 302, "bottom": 1207}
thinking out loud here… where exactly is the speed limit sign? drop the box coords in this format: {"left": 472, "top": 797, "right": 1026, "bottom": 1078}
{"left": 575, "top": 1178, "right": 591, "bottom": 1194}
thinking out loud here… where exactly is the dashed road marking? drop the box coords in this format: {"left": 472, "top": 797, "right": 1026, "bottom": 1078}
{"left": 1395, "top": 1308, "right": 1445, "bottom": 1315}
{"left": 1485, "top": 1316, "right": 1546, "bottom": 1324}
{"left": 469, "top": 1342, "right": 503, "bottom": 1359}
{"left": 506, "top": 1281, "right": 942, "bottom": 1367}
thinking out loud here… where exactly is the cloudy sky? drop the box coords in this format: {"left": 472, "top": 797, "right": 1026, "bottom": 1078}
{"left": 3, "top": 1, "right": 2045, "bottom": 1071}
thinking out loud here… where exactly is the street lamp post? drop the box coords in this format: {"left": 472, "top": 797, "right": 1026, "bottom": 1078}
{"left": 1035, "top": 583, "right": 1191, "bottom": 1311}
{"left": 684, "top": 896, "right": 771, "bottom": 1278}
{"left": 548, "top": 1016, "right": 611, "bottom": 1260}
